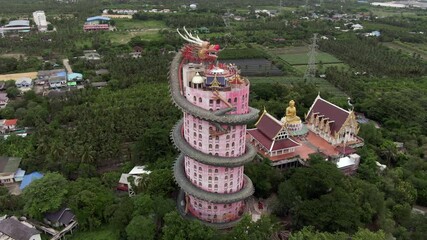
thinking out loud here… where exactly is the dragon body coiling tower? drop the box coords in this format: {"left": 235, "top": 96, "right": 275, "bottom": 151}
{"left": 170, "top": 28, "right": 259, "bottom": 228}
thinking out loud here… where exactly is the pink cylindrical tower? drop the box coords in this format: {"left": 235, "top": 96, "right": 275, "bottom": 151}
{"left": 171, "top": 30, "right": 259, "bottom": 228}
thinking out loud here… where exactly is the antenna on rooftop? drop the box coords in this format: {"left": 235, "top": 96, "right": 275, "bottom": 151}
{"left": 304, "top": 33, "right": 318, "bottom": 82}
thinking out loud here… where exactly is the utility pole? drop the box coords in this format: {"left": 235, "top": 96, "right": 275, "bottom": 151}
{"left": 304, "top": 33, "right": 318, "bottom": 82}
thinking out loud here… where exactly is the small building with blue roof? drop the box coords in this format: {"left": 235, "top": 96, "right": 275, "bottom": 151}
{"left": 20, "top": 172, "right": 44, "bottom": 190}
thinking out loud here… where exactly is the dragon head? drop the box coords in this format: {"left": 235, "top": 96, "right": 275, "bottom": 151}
{"left": 178, "top": 27, "right": 220, "bottom": 62}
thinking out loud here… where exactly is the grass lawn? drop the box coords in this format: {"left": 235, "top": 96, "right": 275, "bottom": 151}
{"left": 70, "top": 226, "right": 119, "bottom": 240}
{"left": 108, "top": 30, "right": 162, "bottom": 44}
{"left": 75, "top": 39, "right": 92, "bottom": 49}
{"left": 115, "top": 19, "right": 166, "bottom": 30}
{"left": 249, "top": 76, "right": 347, "bottom": 98}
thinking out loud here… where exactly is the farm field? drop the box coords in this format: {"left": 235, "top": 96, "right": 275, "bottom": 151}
{"left": 293, "top": 63, "right": 350, "bottom": 74}
{"left": 368, "top": 8, "right": 418, "bottom": 18}
{"left": 107, "top": 30, "right": 162, "bottom": 44}
{"left": 362, "top": 22, "right": 409, "bottom": 32}
{"left": 222, "top": 59, "right": 283, "bottom": 76}
{"left": 383, "top": 41, "right": 427, "bottom": 60}
{"left": 249, "top": 76, "right": 348, "bottom": 99}
{"left": 268, "top": 46, "right": 342, "bottom": 65}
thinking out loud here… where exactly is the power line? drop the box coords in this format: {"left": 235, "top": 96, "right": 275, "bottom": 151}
{"left": 304, "top": 33, "right": 318, "bottom": 82}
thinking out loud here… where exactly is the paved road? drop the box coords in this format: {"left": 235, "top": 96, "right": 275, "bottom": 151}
{"left": 63, "top": 59, "right": 72, "bottom": 73}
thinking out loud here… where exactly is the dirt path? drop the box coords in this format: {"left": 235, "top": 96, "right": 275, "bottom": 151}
{"left": 0, "top": 72, "right": 37, "bottom": 81}
{"left": 63, "top": 59, "right": 72, "bottom": 73}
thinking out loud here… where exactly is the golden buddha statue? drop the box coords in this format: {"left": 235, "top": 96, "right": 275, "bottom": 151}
{"left": 284, "top": 100, "right": 301, "bottom": 124}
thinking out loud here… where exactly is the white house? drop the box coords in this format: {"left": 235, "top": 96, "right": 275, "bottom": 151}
{"left": 33, "top": 11, "right": 48, "bottom": 32}
{"left": 352, "top": 24, "right": 363, "bottom": 30}
{"left": 15, "top": 77, "right": 33, "bottom": 89}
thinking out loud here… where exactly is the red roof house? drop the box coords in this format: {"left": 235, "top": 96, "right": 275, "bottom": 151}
{"left": 2, "top": 119, "right": 18, "bottom": 132}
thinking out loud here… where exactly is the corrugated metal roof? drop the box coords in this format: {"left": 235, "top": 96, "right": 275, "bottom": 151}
{"left": 86, "top": 16, "right": 111, "bottom": 22}
{"left": 20, "top": 172, "right": 43, "bottom": 190}
{"left": 5, "top": 20, "right": 30, "bottom": 27}
{"left": 0, "top": 157, "right": 21, "bottom": 174}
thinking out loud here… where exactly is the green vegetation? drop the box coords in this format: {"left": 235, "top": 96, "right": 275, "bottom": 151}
{"left": 249, "top": 76, "right": 348, "bottom": 99}
{"left": 1, "top": 0, "right": 427, "bottom": 239}
{"left": 115, "top": 19, "right": 166, "bottom": 30}
{"left": 272, "top": 46, "right": 341, "bottom": 65}
{"left": 108, "top": 31, "right": 162, "bottom": 43}
{"left": 320, "top": 37, "right": 426, "bottom": 76}
{"left": 70, "top": 226, "right": 119, "bottom": 240}
{"left": 218, "top": 47, "right": 267, "bottom": 60}
{"left": 383, "top": 41, "right": 427, "bottom": 60}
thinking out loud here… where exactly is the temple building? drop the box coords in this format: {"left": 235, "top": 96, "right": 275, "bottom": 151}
{"left": 248, "top": 95, "right": 363, "bottom": 171}
{"left": 170, "top": 28, "right": 258, "bottom": 228}
{"left": 306, "top": 95, "right": 361, "bottom": 146}
{"left": 247, "top": 109, "right": 300, "bottom": 158}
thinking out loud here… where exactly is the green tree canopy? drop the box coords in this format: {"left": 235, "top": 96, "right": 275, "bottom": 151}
{"left": 66, "top": 178, "right": 114, "bottom": 230}
{"left": 126, "top": 215, "right": 156, "bottom": 240}
{"left": 22, "top": 172, "right": 68, "bottom": 219}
